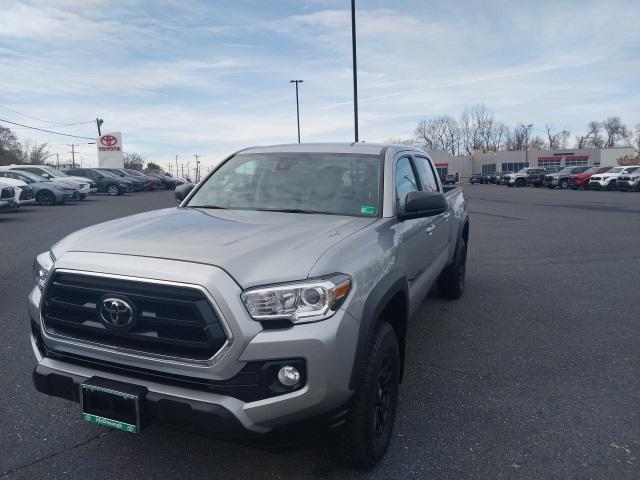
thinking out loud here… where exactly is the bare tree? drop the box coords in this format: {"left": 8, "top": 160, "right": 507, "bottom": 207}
{"left": 414, "top": 115, "right": 460, "bottom": 155}
{"left": 545, "top": 124, "right": 570, "bottom": 149}
{"left": 0, "top": 125, "right": 20, "bottom": 166}
{"left": 602, "top": 116, "right": 631, "bottom": 147}
{"left": 529, "top": 135, "right": 545, "bottom": 150}
{"left": 13, "top": 138, "right": 52, "bottom": 165}
{"left": 634, "top": 123, "right": 640, "bottom": 152}
{"left": 506, "top": 125, "right": 527, "bottom": 151}
{"left": 123, "top": 152, "right": 145, "bottom": 170}
{"left": 576, "top": 121, "right": 604, "bottom": 149}
{"left": 385, "top": 136, "right": 417, "bottom": 146}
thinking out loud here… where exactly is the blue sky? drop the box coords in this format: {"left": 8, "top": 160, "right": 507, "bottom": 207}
{"left": 0, "top": 0, "right": 638, "bottom": 170}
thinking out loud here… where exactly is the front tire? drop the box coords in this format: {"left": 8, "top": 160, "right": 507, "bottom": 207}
{"left": 437, "top": 238, "right": 467, "bottom": 299}
{"left": 36, "top": 190, "right": 57, "bottom": 206}
{"left": 107, "top": 185, "right": 119, "bottom": 196}
{"left": 337, "top": 322, "right": 400, "bottom": 470}
{"left": 560, "top": 180, "right": 568, "bottom": 189}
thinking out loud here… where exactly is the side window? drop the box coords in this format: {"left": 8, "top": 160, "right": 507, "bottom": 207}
{"left": 413, "top": 156, "right": 440, "bottom": 192}
{"left": 395, "top": 157, "right": 418, "bottom": 210}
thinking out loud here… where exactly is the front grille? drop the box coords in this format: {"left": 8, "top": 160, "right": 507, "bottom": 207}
{"left": 42, "top": 272, "right": 228, "bottom": 362}
{"left": 19, "top": 186, "right": 34, "bottom": 200}
{"left": 1, "top": 187, "right": 14, "bottom": 199}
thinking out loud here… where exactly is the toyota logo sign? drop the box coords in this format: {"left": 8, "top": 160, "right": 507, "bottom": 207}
{"left": 98, "top": 296, "right": 136, "bottom": 328}
{"left": 100, "top": 135, "right": 118, "bottom": 147}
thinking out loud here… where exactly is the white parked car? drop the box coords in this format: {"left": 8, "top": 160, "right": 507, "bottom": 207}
{"left": 0, "top": 176, "right": 35, "bottom": 205}
{"left": 0, "top": 165, "right": 96, "bottom": 198}
{"left": 615, "top": 167, "right": 640, "bottom": 192}
{"left": 588, "top": 165, "right": 640, "bottom": 190}
{"left": 0, "top": 181, "right": 17, "bottom": 212}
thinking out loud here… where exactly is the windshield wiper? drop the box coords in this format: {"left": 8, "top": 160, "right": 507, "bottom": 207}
{"left": 186, "top": 205, "right": 227, "bottom": 209}
{"left": 256, "top": 208, "right": 335, "bottom": 215}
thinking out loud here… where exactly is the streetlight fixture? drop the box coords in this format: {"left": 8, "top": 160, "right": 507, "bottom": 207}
{"left": 521, "top": 123, "right": 533, "bottom": 166}
{"left": 289, "top": 80, "right": 303, "bottom": 143}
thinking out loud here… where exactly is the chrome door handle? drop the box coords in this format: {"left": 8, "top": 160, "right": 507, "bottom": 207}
{"left": 426, "top": 224, "right": 436, "bottom": 235}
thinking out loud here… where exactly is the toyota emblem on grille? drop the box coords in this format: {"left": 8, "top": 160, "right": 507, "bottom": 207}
{"left": 99, "top": 297, "right": 136, "bottom": 328}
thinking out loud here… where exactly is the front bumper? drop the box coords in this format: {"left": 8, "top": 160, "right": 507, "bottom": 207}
{"left": 29, "top": 252, "right": 358, "bottom": 433}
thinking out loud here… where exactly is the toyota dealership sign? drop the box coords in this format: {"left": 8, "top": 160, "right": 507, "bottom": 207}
{"left": 97, "top": 132, "right": 124, "bottom": 167}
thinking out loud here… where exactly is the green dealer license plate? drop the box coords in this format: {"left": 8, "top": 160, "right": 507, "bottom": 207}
{"left": 80, "top": 377, "right": 147, "bottom": 433}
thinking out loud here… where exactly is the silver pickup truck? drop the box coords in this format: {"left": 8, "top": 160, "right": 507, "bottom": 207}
{"left": 29, "top": 143, "right": 469, "bottom": 469}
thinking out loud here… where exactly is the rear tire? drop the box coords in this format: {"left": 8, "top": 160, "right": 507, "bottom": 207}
{"left": 437, "top": 238, "right": 467, "bottom": 299}
{"left": 336, "top": 322, "right": 400, "bottom": 470}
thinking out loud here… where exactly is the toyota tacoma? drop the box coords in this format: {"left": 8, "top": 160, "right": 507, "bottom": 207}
{"left": 29, "top": 143, "right": 469, "bottom": 469}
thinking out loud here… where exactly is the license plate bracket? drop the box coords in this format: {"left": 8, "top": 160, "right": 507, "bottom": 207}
{"left": 80, "top": 377, "right": 147, "bottom": 433}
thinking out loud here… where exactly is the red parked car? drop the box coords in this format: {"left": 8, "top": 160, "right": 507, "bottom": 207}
{"left": 568, "top": 166, "right": 612, "bottom": 190}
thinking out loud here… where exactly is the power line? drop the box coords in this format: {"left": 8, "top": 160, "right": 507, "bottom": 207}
{"left": 0, "top": 117, "right": 95, "bottom": 140}
{"left": 0, "top": 103, "right": 94, "bottom": 127}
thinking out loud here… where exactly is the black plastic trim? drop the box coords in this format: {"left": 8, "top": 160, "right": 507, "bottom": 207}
{"left": 348, "top": 271, "right": 408, "bottom": 389}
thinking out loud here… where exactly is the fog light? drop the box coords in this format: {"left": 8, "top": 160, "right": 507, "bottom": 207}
{"left": 277, "top": 366, "right": 301, "bottom": 387}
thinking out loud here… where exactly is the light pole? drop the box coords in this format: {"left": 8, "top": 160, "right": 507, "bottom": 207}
{"left": 96, "top": 118, "right": 103, "bottom": 136}
{"left": 289, "top": 80, "right": 303, "bottom": 143}
{"left": 521, "top": 123, "right": 533, "bottom": 166}
{"left": 351, "top": 0, "right": 359, "bottom": 142}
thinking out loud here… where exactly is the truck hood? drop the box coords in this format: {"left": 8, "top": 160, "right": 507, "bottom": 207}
{"left": 52, "top": 207, "right": 377, "bottom": 287}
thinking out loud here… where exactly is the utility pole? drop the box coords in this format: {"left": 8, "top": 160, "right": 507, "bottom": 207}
{"left": 68, "top": 144, "right": 79, "bottom": 168}
{"left": 351, "top": 0, "right": 359, "bottom": 143}
{"left": 186, "top": 160, "right": 191, "bottom": 181}
{"left": 521, "top": 124, "right": 533, "bottom": 167}
{"left": 194, "top": 155, "right": 200, "bottom": 182}
{"left": 289, "top": 80, "right": 303, "bottom": 143}
{"left": 96, "top": 118, "right": 103, "bottom": 136}
{"left": 175, "top": 155, "right": 179, "bottom": 178}
{"left": 181, "top": 164, "right": 184, "bottom": 179}
{"left": 56, "top": 153, "right": 60, "bottom": 170}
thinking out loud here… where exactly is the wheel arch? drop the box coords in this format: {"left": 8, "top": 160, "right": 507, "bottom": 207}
{"left": 349, "top": 272, "right": 409, "bottom": 389}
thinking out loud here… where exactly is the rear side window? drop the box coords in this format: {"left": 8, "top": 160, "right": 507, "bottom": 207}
{"left": 395, "top": 157, "right": 418, "bottom": 209}
{"left": 413, "top": 156, "right": 440, "bottom": 192}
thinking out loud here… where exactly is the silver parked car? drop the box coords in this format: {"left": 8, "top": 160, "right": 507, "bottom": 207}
{"left": 0, "top": 170, "right": 79, "bottom": 205}
{"left": 1, "top": 164, "right": 96, "bottom": 198}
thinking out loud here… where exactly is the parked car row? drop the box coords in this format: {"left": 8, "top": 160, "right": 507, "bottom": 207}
{"left": 0, "top": 164, "right": 183, "bottom": 213}
{"left": 470, "top": 165, "right": 640, "bottom": 191}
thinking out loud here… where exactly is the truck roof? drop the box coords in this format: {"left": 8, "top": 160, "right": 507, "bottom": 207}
{"left": 241, "top": 142, "right": 424, "bottom": 156}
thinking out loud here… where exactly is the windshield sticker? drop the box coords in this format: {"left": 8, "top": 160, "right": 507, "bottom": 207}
{"left": 360, "top": 205, "right": 375, "bottom": 215}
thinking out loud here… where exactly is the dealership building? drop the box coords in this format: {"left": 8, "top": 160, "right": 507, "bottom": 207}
{"left": 427, "top": 147, "right": 635, "bottom": 181}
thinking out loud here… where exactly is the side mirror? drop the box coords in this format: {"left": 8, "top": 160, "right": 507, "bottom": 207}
{"left": 175, "top": 183, "right": 194, "bottom": 202}
{"left": 399, "top": 191, "right": 448, "bottom": 220}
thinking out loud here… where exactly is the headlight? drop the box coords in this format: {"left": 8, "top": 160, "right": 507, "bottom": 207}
{"left": 33, "top": 251, "right": 54, "bottom": 291}
{"left": 241, "top": 274, "right": 352, "bottom": 324}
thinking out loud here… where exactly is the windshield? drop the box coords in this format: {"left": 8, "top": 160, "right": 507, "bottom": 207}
{"left": 608, "top": 167, "right": 624, "bottom": 174}
{"left": 40, "top": 166, "right": 66, "bottom": 177}
{"left": 186, "top": 152, "right": 381, "bottom": 217}
{"left": 10, "top": 171, "right": 49, "bottom": 183}
{"left": 99, "top": 170, "right": 118, "bottom": 177}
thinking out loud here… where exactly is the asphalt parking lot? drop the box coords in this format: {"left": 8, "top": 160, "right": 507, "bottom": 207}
{"left": 1, "top": 187, "right": 638, "bottom": 479}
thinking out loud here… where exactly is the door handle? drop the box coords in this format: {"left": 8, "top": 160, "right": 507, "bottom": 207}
{"left": 442, "top": 212, "right": 451, "bottom": 220}
{"left": 426, "top": 224, "right": 436, "bottom": 235}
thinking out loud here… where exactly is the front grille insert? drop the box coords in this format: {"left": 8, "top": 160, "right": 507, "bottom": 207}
{"left": 42, "top": 272, "right": 228, "bottom": 362}
{"left": 1, "top": 187, "right": 14, "bottom": 199}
